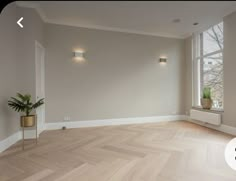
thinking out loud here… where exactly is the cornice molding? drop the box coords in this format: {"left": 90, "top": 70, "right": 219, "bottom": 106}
{"left": 15, "top": 1, "right": 186, "bottom": 39}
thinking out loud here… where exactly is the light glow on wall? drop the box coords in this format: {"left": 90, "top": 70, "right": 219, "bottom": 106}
{"left": 73, "top": 50, "right": 85, "bottom": 62}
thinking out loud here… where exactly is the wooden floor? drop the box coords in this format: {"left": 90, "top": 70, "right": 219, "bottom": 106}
{"left": 0, "top": 121, "right": 236, "bottom": 181}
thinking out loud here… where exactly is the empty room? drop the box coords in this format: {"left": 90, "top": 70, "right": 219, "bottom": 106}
{"left": 1, "top": 1, "right": 236, "bottom": 180}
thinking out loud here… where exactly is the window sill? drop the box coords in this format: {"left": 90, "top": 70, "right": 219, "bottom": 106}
{"left": 192, "top": 106, "right": 224, "bottom": 113}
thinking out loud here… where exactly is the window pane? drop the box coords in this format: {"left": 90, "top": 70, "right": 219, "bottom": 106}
{"left": 203, "top": 22, "right": 223, "bottom": 55}
{"left": 202, "top": 52, "right": 223, "bottom": 108}
{"left": 194, "top": 58, "right": 201, "bottom": 107}
{"left": 194, "top": 33, "right": 201, "bottom": 58}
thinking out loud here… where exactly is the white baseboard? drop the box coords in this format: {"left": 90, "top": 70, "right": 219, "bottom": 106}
{"left": 23, "top": 129, "right": 42, "bottom": 139}
{"left": 3, "top": 114, "right": 235, "bottom": 153}
{"left": 46, "top": 115, "right": 188, "bottom": 130}
{"left": 0, "top": 129, "right": 44, "bottom": 153}
{"left": 0, "top": 115, "right": 185, "bottom": 153}
{"left": 187, "top": 117, "right": 236, "bottom": 136}
{"left": 0, "top": 131, "right": 21, "bottom": 153}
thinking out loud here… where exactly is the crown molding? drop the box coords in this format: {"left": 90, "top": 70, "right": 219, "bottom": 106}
{"left": 47, "top": 20, "right": 185, "bottom": 39}
{"left": 15, "top": 1, "right": 185, "bottom": 39}
{"left": 34, "top": 6, "right": 47, "bottom": 22}
{"left": 15, "top": 1, "right": 47, "bottom": 22}
{"left": 15, "top": 1, "right": 38, "bottom": 8}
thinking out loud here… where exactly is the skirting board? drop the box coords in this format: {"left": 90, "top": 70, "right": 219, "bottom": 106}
{"left": 3, "top": 115, "right": 235, "bottom": 153}
{"left": 186, "top": 117, "right": 236, "bottom": 136}
{"left": 0, "top": 131, "right": 21, "bottom": 153}
{"left": 0, "top": 115, "right": 186, "bottom": 153}
{"left": 0, "top": 129, "right": 43, "bottom": 153}
{"left": 46, "top": 115, "right": 188, "bottom": 130}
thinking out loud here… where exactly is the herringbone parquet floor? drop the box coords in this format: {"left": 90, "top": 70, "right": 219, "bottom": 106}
{"left": 0, "top": 121, "right": 236, "bottom": 181}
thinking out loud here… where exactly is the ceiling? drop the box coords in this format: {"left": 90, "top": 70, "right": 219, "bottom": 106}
{"left": 16, "top": 1, "right": 236, "bottom": 38}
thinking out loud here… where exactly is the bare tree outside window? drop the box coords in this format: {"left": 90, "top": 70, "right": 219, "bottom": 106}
{"left": 201, "top": 22, "right": 223, "bottom": 108}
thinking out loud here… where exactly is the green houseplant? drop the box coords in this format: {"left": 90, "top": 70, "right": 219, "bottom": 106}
{"left": 8, "top": 93, "right": 44, "bottom": 127}
{"left": 201, "top": 87, "right": 212, "bottom": 109}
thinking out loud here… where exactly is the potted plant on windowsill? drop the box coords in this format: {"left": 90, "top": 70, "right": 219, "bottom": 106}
{"left": 201, "top": 87, "right": 212, "bottom": 110}
{"left": 8, "top": 93, "right": 44, "bottom": 127}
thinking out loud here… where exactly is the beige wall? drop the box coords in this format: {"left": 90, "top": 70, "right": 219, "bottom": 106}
{"left": 185, "top": 37, "right": 193, "bottom": 115}
{"left": 16, "top": 7, "right": 45, "bottom": 99}
{"left": 0, "top": 4, "right": 45, "bottom": 141}
{"left": 0, "top": 3, "right": 19, "bottom": 140}
{"left": 45, "top": 24, "right": 186, "bottom": 122}
{"left": 2, "top": 5, "right": 235, "bottom": 142}
{"left": 223, "top": 11, "right": 236, "bottom": 127}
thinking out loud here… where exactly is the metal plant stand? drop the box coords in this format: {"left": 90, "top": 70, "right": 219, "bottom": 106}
{"left": 22, "top": 117, "right": 37, "bottom": 150}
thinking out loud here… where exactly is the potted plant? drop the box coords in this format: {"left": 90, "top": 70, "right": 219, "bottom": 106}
{"left": 8, "top": 93, "right": 44, "bottom": 127}
{"left": 201, "top": 87, "right": 212, "bottom": 109}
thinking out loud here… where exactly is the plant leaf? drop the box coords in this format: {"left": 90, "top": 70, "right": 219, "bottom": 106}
{"left": 32, "top": 98, "right": 44, "bottom": 109}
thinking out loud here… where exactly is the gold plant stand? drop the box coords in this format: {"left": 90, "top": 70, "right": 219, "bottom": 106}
{"left": 21, "top": 115, "right": 38, "bottom": 150}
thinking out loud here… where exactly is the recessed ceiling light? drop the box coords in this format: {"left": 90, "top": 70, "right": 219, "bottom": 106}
{"left": 193, "top": 22, "right": 199, "bottom": 26}
{"left": 172, "top": 19, "right": 181, "bottom": 23}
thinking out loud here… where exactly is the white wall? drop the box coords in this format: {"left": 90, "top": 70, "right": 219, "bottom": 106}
{"left": 45, "top": 23, "right": 186, "bottom": 122}
{"left": 223, "top": 11, "right": 236, "bottom": 127}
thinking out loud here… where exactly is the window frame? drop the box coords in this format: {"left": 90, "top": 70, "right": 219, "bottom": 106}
{"left": 192, "top": 22, "right": 224, "bottom": 110}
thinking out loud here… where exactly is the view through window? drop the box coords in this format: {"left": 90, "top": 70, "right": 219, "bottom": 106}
{"left": 194, "top": 22, "right": 223, "bottom": 109}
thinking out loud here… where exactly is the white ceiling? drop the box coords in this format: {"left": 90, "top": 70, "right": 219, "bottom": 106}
{"left": 17, "top": 1, "right": 236, "bottom": 38}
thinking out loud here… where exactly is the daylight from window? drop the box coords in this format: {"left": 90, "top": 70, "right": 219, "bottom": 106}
{"left": 194, "top": 22, "right": 223, "bottom": 109}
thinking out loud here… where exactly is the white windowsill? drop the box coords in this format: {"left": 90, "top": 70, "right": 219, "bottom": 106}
{"left": 192, "top": 106, "right": 224, "bottom": 113}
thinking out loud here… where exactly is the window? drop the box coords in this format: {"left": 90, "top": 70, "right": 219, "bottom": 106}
{"left": 193, "top": 22, "right": 223, "bottom": 109}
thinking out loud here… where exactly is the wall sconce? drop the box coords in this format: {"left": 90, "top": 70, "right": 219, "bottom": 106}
{"left": 74, "top": 51, "right": 83, "bottom": 58}
{"left": 74, "top": 51, "right": 84, "bottom": 60}
{"left": 159, "top": 57, "right": 167, "bottom": 63}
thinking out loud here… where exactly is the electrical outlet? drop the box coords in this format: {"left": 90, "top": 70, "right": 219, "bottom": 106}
{"left": 64, "top": 116, "right": 70, "bottom": 122}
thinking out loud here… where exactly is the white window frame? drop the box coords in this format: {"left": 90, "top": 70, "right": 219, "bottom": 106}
{"left": 192, "top": 23, "right": 224, "bottom": 110}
